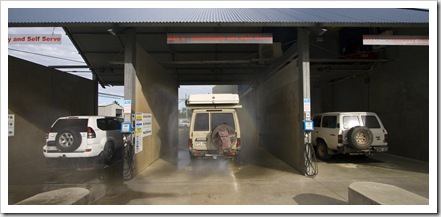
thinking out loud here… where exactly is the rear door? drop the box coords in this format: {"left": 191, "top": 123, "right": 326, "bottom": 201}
{"left": 47, "top": 118, "right": 88, "bottom": 152}
{"left": 211, "top": 111, "right": 237, "bottom": 149}
{"left": 191, "top": 112, "right": 210, "bottom": 150}
{"left": 361, "top": 114, "right": 386, "bottom": 146}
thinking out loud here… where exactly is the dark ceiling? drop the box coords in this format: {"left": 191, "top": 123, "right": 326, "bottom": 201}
{"left": 64, "top": 26, "right": 300, "bottom": 86}
{"left": 62, "top": 25, "right": 396, "bottom": 87}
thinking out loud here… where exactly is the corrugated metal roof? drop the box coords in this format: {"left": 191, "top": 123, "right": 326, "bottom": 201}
{"left": 8, "top": 8, "right": 428, "bottom": 25}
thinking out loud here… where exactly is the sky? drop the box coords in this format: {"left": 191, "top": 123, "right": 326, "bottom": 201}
{"left": 8, "top": 27, "right": 213, "bottom": 110}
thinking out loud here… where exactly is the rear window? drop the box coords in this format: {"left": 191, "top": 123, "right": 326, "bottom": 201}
{"left": 97, "top": 118, "right": 122, "bottom": 131}
{"left": 50, "top": 119, "right": 88, "bottom": 132}
{"left": 362, "top": 115, "right": 381, "bottom": 128}
{"left": 194, "top": 113, "right": 209, "bottom": 131}
{"left": 343, "top": 116, "right": 360, "bottom": 129}
{"left": 211, "top": 113, "right": 235, "bottom": 130}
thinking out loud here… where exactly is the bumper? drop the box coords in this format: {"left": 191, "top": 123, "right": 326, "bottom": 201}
{"left": 339, "top": 145, "right": 388, "bottom": 154}
{"left": 189, "top": 149, "right": 240, "bottom": 159}
{"left": 43, "top": 145, "right": 103, "bottom": 158}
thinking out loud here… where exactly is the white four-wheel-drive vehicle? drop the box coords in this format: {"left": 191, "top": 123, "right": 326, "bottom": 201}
{"left": 43, "top": 116, "right": 123, "bottom": 163}
{"left": 186, "top": 94, "right": 241, "bottom": 160}
{"left": 311, "top": 112, "right": 388, "bottom": 160}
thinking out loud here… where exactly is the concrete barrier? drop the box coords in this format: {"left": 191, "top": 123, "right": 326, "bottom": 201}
{"left": 15, "top": 187, "right": 90, "bottom": 205}
{"left": 348, "top": 181, "right": 429, "bottom": 205}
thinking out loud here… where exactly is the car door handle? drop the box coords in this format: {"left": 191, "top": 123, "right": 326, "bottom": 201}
{"left": 330, "top": 134, "right": 336, "bottom": 136}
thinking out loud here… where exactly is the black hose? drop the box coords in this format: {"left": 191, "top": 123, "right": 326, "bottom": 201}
{"left": 304, "top": 142, "right": 318, "bottom": 178}
{"left": 122, "top": 140, "right": 135, "bottom": 181}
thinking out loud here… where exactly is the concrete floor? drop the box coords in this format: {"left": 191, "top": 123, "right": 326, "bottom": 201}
{"left": 8, "top": 128, "right": 431, "bottom": 213}
{"left": 91, "top": 129, "right": 430, "bottom": 213}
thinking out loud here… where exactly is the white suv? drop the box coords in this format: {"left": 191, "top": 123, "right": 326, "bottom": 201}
{"left": 311, "top": 112, "right": 388, "bottom": 160}
{"left": 43, "top": 116, "right": 123, "bottom": 163}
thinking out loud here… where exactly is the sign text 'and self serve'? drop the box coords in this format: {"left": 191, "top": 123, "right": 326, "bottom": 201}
{"left": 8, "top": 34, "right": 62, "bottom": 44}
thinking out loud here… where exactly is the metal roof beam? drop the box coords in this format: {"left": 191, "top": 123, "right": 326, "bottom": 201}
{"left": 48, "top": 65, "right": 90, "bottom": 68}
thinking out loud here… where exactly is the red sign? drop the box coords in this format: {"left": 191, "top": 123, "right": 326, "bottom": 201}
{"left": 8, "top": 34, "right": 62, "bottom": 44}
{"left": 167, "top": 33, "right": 272, "bottom": 44}
{"left": 363, "top": 35, "right": 428, "bottom": 46}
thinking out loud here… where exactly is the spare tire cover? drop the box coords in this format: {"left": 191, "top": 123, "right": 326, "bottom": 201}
{"left": 347, "top": 126, "right": 373, "bottom": 150}
{"left": 55, "top": 128, "right": 82, "bottom": 152}
{"left": 211, "top": 124, "right": 236, "bottom": 150}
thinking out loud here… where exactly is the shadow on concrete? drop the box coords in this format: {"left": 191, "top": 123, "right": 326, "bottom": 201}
{"left": 293, "top": 193, "right": 347, "bottom": 205}
{"left": 319, "top": 153, "right": 429, "bottom": 174}
{"left": 9, "top": 150, "right": 124, "bottom": 205}
{"left": 323, "top": 154, "right": 384, "bottom": 164}
{"left": 241, "top": 146, "right": 302, "bottom": 175}
{"left": 93, "top": 184, "right": 177, "bottom": 205}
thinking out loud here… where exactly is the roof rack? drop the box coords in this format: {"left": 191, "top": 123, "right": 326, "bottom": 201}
{"left": 185, "top": 94, "right": 241, "bottom": 108}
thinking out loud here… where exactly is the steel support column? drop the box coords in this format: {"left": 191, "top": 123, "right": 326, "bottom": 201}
{"left": 93, "top": 74, "right": 99, "bottom": 115}
{"left": 298, "top": 27, "right": 317, "bottom": 177}
{"left": 122, "top": 28, "right": 137, "bottom": 181}
{"left": 298, "top": 28, "right": 311, "bottom": 120}
{"left": 123, "top": 28, "right": 137, "bottom": 121}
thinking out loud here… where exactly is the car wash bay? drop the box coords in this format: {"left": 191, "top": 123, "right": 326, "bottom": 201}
{"left": 7, "top": 8, "right": 430, "bottom": 206}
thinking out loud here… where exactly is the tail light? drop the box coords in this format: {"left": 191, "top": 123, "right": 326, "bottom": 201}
{"left": 188, "top": 139, "right": 193, "bottom": 149}
{"left": 236, "top": 139, "right": 241, "bottom": 149}
{"left": 384, "top": 134, "right": 388, "bottom": 143}
{"left": 87, "top": 127, "right": 96, "bottom": 138}
{"left": 338, "top": 135, "right": 343, "bottom": 143}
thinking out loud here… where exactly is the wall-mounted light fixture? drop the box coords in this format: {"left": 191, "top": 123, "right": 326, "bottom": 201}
{"left": 107, "top": 29, "right": 117, "bottom": 36}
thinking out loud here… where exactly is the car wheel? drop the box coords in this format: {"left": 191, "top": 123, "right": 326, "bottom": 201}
{"left": 316, "top": 140, "right": 332, "bottom": 160}
{"left": 348, "top": 126, "right": 373, "bottom": 150}
{"left": 55, "top": 128, "right": 82, "bottom": 152}
{"left": 102, "top": 142, "right": 114, "bottom": 164}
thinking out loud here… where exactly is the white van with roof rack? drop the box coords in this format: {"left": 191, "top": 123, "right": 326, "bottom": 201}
{"left": 186, "top": 94, "right": 241, "bottom": 160}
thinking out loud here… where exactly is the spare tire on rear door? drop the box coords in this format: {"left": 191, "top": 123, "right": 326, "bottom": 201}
{"left": 347, "top": 126, "right": 373, "bottom": 150}
{"left": 55, "top": 128, "right": 82, "bottom": 152}
{"left": 212, "top": 124, "right": 236, "bottom": 150}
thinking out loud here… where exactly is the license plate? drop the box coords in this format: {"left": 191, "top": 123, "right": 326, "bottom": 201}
{"left": 46, "top": 146, "right": 58, "bottom": 151}
{"left": 375, "top": 147, "right": 388, "bottom": 152}
{"left": 194, "top": 141, "right": 207, "bottom": 147}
